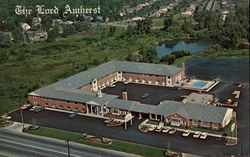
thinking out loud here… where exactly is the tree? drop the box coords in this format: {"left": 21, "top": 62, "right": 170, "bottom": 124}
{"left": 182, "top": 20, "right": 193, "bottom": 34}
{"left": 62, "top": 25, "right": 76, "bottom": 36}
{"left": 163, "top": 17, "right": 173, "bottom": 30}
{"left": 139, "top": 47, "right": 158, "bottom": 63}
{"left": 135, "top": 19, "right": 152, "bottom": 34}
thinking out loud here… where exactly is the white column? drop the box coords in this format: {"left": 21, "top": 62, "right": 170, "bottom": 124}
{"left": 90, "top": 105, "right": 93, "bottom": 114}
{"left": 86, "top": 104, "right": 89, "bottom": 114}
{"left": 139, "top": 113, "right": 142, "bottom": 119}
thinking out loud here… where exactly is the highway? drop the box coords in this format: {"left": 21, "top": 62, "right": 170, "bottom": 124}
{"left": 0, "top": 128, "right": 138, "bottom": 157}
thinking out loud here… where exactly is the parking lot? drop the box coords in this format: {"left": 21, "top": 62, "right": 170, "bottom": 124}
{"left": 102, "top": 82, "right": 193, "bottom": 105}
{"left": 9, "top": 108, "right": 237, "bottom": 157}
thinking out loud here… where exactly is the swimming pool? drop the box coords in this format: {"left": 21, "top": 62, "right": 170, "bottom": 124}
{"left": 190, "top": 81, "right": 208, "bottom": 89}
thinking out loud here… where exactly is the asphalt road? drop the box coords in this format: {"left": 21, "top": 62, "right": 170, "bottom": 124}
{"left": 0, "top": 128, "right": 137, "bottom": 157}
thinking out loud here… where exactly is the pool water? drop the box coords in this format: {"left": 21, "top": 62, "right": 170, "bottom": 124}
{"left": 191, "top": 82, "right": 208, "bottom": 89}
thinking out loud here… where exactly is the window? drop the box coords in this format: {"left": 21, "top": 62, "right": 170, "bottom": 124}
{"left": 67, "top": 106, "right": 71, "bottom": 110}
{"left": 74, "top": 106, "right": 78, "bottom": 111}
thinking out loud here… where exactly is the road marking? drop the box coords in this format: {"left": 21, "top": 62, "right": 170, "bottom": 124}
{"left": 0, "top": 138, "right": 81, "bottom": 157}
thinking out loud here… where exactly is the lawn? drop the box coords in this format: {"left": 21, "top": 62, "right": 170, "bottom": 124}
{"left": 189, "top": 120, "right": 237, "bottom": 137}
{"left": 25, "top": 126, "right": 170, "bottom": 157}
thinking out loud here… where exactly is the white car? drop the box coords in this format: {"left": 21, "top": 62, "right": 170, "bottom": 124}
{"left": 162, "top": 127, "right": 171, "bottom": 133}
{"left": 104, "top": 118, "right": 114, "bottom": 123}
{"left": 148, "top": 125, "right": 156, "bottom": 131}
{"left": 182, "top": 130, "right": 190, "bottom": 137}
{"left": 21, "top": 104, "right": 30, "bottom": 110}
{"left": 193, "top": 131, "right": 201, "bottom": 138}
{"left": 108, "top": 84, "right": 116, "bottom": 88}
{"left": 29, "top": 106, "right": 37, "bottom": 111}
{"left": 200, "top": 133, "right": 207, "bottom": 139}
{"left": 1, "top": 115, "right": 11, "bottom": 120}
{"left": 155, "top": 122, "right": 164, "bottom": 132}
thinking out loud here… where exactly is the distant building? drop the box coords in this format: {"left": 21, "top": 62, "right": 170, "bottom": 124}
{"left": 25, "top": 30, "right": 48, "bottom": 42}
{"left": 0, "top": 31, "right": 14, "bottom": 43}
{"left": 182, "top": 11, "right": 193, "bottom": 17}
{"left": 32, "top": 17, "right": 42, "bottom": 27}
{"left": 20, "top": 23, "right": 31, "bottom": 31}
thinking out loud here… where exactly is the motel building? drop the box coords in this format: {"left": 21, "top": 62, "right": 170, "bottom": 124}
{"left": 28, "top": 60, "right": 234, "bottom": 130}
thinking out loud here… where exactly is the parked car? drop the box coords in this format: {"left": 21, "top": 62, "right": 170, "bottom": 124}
{"left": 200, "top": 133, "right": 207, "bottom": 139}
{"left": 139, "top": 125, "right": 150, "bottom": 133}
{"left": 214, "top": 98, "right": 220, "bottom": 103}
{"left": 104, "top": 118, "right": 114, "bottom": 123}
{"left": 193, "top": 131, "right": 201, "bottom": 138}
{"left": 1, "top": 115, "right": 11, "bottom": 120}
{"left": 177, "top": 87, "right": 182, "bottom": 91}
{"left": 29, "top": 106, "right": 37, "bottom": 112}
{"left": 34, "top": 106, "right": 44, "bottom": 113}
{"left": 108, "top": 84, "right": 116, "bottom": 88}
{"left": 182, "top": 130, "right": 190, "bottom": 137}
{"left": 21, "top": 104, "right": 31, "bottom": 110}
{"left": 68, "top": 112, "right": 78, "bottom": 118}
{"left": 168, "top": 128, "right": 177, "bottom": 135}
{"left": 155, "top": 122, "right": 164, "bottom": 132}
{"left": 162, "top": 127, "right": 171, "bottom": 133}
{"left": 148, "top": 125, "right": 156, "bottom": 131}
{"left": 141, "top": 93, "right": 149, "bottom": 99}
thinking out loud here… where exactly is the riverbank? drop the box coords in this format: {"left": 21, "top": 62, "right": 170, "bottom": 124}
{"left": 172, "top": 49, "right": 249, "bottom": 66}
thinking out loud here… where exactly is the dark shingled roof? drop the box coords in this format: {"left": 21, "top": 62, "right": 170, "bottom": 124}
{"left": 30, "top": 60, "right": 182, "bottom": 91}
{"left": 149, "top": 100, "right": 231, "bottom": 124}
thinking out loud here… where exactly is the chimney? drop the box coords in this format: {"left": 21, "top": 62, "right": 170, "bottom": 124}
{"left": 122, "top": 91, "right": 128, "bottom": 100}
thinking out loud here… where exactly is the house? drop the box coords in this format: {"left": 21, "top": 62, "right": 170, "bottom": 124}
{"left": 0, "top": 31, "right": 14, "bottom": 44}
{"left": 32, "top": 17, "right": 42, "bottom": 27}
{"left": 20, "top": 23, "right": 31, "bottom": 31}
{"left": 25, "top": 30, "right": 48, "bottom": 42}
{"left": 181, "top": 11, "right": 193, "bottom": 17}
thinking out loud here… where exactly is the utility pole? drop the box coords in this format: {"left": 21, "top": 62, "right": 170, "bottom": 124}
{"left": 20, "top": 108, "right": 24, "bottom": 130}
{"left": 66, "top": 139, "right": 70, "bottom": 157}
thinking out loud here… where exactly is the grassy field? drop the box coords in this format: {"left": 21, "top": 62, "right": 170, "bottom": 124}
{"left": 172, "top": 49, "right": 249, "bottom": 65}
{"left": 25, "top": 126, "right": 169, "bottom": 157}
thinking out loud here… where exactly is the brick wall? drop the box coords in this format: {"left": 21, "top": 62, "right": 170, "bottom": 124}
{"left": 172, "top": 70, "right": 185, "bottom": 84}
{"left": 123, "top": 72, "right": 166, "bottom": 84}
{"left": 28, "top": 96, "right": 86, "bottom": 112}
{"left": 97, "top": 72, "right": 117, "bottom": 88}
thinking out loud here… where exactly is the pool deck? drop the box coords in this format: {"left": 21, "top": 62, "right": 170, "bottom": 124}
{"left": 182, "top": 79, "right": 219, "bottom": 92}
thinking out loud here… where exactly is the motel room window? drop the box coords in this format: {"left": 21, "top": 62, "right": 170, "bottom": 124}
{"left": 67, "top": 106, "right": 71, "bottom": 110}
